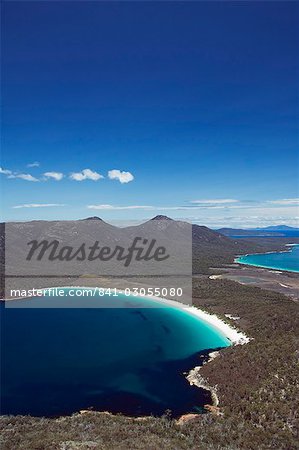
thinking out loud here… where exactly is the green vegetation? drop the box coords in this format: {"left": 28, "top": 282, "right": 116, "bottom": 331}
{"left": 1, "top": 277, "right": 298, "bottom": 449}
{"left": 192, "top": 235, "right": 299, "bottom": 274}
{"left": 192, "top": 278, "right": 299, "bottom": 449}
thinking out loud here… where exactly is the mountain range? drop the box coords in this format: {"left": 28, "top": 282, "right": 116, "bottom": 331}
{"left": 217, "top": 225, "right": 299, "bottom": 238}
{"left": 1, "top": 215, "right": 291, "bottom": 277}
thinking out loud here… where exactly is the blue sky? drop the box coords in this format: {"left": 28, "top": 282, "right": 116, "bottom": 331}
{"left": 1, "top": 1, "right": 298, "bottom": 227}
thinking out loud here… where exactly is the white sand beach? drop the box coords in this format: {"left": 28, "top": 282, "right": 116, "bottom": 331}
{"left": 5, "top": 285, "right": 250, "bottom": 346}
{"left": 135, "top": 293, "right": 250, "bottom": 346}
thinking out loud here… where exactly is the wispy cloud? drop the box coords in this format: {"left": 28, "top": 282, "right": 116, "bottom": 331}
{"left": 88, "top": 204, "right": 153, "bottom": 210}
{"left": 1, "top": 167, "right": 39, "bottom": 181}
{"left": 0, "top": 167, "right": 13, "bottom": 176}
{"left": 108, "top": 169, "right": 134, "bottom": 184}
{"left": 43, "top": 171, "right": 64, "bottom": 181}
{"left": 268, "top": 198, "right": 299, "bottom": 206}
{"left": 70, "top": 169, "right": 104, "bottom": 181}
{"left": 12, "top": 203, "right": 66, "bottom": 209}
{"left": 9, "top": 173, "right": 39, "bottom": 182}
{"left": 190, "top": 199, "right": 239, "bottom": 204}
{"left": 1, "top": 166, "right": 136, "bottom": 185}
{"left": 87, "top": 204, "right": 238, "bottom": 211}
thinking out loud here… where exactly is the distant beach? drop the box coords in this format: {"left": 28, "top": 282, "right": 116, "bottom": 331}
{"left": 235, "top": 244, "right": 299, "bottom": 273}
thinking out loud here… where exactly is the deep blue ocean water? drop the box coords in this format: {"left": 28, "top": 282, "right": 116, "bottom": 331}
{"left": 236, "top": 244, "right": 299, "bottom": 273}
{"left": 0, "top": 291, "right": 230, "bottom": 418}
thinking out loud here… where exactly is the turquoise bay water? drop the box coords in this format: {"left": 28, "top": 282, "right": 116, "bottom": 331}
{"left": 1, "top": 290, "right": 230, "bottom": 417}
{"left": 236, "top": 244, "right": 299, "bottom": 273}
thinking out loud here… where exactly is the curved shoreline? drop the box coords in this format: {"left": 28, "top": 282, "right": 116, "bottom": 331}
{"left": 235, "top": 243, "right": 299, "bottom": 273}
{"left": 235, "top": 260, "right": 299, "bottom": 273}
{"left": 2, "top": 286, "right": 251, "bottom": 411}
{"left": 3, "top": 286, "right": 250, "bottom": 346}
{"left": 136, "top": 294, "right": 250, "bottom": 346}
{"left": 111, "top": 290, "right": 251, "bottom": 408}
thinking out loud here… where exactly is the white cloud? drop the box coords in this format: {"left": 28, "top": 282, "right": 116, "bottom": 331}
{"left": 70, "top": 169, "right": 104, "bottom": 181}
{"left": 86, "top": 204, "right": 244, "bottom": 211}
{"left": 108, "top": 169, "right": 134, "bottom": 184}
{"left": 1, "top": 167, "right": 39, "bottom": 181}
{"left": 27, "top": 161, "right": 40, "bottom": 168}
{"left": 268, "top": 198, "right": 299, "bottom": 206}
{"left": 87, "top": 204, "right": 244, "bottom": 211}
{"left": 43, "top": 171, "right": 64, "bottom": 181}
{"left": 190, "top": 199, "right": 239, "bottom": 204}
{"left": 9, "top": 173, "right": 39, "bottom": 182}
{"left": 0, "top": 167, "right": 13, "bottom": 175}
{"left": 12, "top": 203, "right": 66, "bottom": 209}
{"left": 87, "top": 204, "right": 153, "bottom": 210}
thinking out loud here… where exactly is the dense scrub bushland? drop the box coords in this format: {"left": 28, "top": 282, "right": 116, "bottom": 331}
{"left": 192, "top": 278, "right": 299, "bottom": 450}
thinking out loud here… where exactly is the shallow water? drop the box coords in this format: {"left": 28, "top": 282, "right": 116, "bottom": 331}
{"left": 1, "top": 291, "right": 230, "bottom": 417}
{"left": 236, "top": 245, "right": 299, "bottom": 273}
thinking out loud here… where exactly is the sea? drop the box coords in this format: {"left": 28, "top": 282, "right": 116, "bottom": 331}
{"left": 0, "top": 291, "right": 230, "bottom": 418}
{"left": 236, "top": 244, "right": 299, "bottom": 273}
